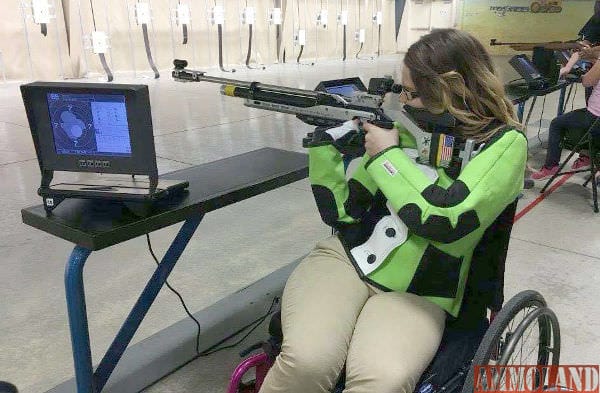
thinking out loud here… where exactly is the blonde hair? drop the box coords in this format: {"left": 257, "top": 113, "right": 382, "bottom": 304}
{"left": 404, "top": 29, "right": 521, "bottom": 142}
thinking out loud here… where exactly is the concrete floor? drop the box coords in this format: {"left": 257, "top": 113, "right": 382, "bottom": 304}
{"left": 0, "top": 55, "right": 598, "bottom": 393}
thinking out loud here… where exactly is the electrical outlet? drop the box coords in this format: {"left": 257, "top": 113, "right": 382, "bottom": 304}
{"left": 176, "top": 3, "right": 190, "bottom": 24}
{"left": 337, "top": 10, "right": 348, "bottom": 25}
{"left": 242, "top": 7, "right": 255, "bottom": 25}
{"left": 355, "top": 29, "right": 365, "bottom": 43}
{"left": 295, "top": 29, "right": 306, "bottom": 45}
{"left": 32, "top": 0, "right": 53, "bottom": 24}
{"left": 317, "top": 9, "right": 328, "bottom": 28}
{"left": 373, "top": 11, "right": 382, "bottom": 25}
{"left": 135, "top": 2, "right": 151, "bottom": 24}
{"left": 91, "top": 31, "right": 109, "bottom": 54}
{"left": 211, "top": 5, "right": 224, "bottom": 25}
{"left": 270, "top": 8, "right": 282, "bottom": 25}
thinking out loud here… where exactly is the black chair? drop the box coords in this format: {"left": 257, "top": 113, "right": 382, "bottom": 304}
{"left": 0, "top": 382, "right": 18, "bottom": 393}
{"left": 540, "top": 118, "right": 600, "bottom": 212}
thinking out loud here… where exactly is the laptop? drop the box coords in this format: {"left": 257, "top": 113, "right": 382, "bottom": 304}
{"left": 20, "top": 82, "right": 188, "bottom": 212}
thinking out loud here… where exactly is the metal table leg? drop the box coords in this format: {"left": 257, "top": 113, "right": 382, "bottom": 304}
{"left": 523, "top": 96, "right": 538, "bottom": 129}
{"left": 557, "top": 85, "right": 567, "bottom": 116}
{"left": 517, "top": 102, "right": 526, "bottom": 123}
{"left": 65, "top": 246, "right": 94, "bottom": 393}
{"left": 64, "top": 214, "right": 204, "bottom": 392}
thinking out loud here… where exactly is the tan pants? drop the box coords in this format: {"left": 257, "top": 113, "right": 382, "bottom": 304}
{"left": 259, "top": 236, "right": 446, "bottom": 393}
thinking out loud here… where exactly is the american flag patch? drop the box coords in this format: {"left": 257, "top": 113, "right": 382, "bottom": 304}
{"left": 436, "top": 134, "right": 454, "bottom": 168}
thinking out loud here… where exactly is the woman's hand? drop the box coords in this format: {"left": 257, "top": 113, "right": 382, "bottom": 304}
{"left": 363, "top": 122, "right": 399, "bottom": 157}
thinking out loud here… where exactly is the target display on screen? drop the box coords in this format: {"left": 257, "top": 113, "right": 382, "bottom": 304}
{"left": 46, "top": 93, "right": 132, "bottom": 157}
{"left": 324, "top": 84, "right": 361, "bottom": 97}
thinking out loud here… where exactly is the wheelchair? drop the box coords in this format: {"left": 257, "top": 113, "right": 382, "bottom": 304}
{"left": 226, "top": 201, "right": 561, "bottom": 393}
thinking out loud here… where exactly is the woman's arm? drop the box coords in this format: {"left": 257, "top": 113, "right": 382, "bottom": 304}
{"left": 582, "top": 58, "right": 600, "bottom": 87}
{"left": 309, "top": 145, "right": 379, "bottom": 227}
{"left": 561, "top": 51, "right": 581, "bottom": 76}
{"left": 364, "top": 129, "right": 527, "bottom": 244}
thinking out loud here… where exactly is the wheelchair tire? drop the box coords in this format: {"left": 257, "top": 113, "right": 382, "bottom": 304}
{"left": 461, "top": 290, "right": 560, "bottom": 393}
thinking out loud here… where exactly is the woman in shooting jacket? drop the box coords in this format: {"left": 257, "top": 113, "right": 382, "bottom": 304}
{"left": 259, "top": 29, "right": 526, "bottom": 393}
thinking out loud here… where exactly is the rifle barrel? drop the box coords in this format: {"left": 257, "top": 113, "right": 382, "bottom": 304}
{"left": 173, "top": 67, "right": 320, "bottom": 97}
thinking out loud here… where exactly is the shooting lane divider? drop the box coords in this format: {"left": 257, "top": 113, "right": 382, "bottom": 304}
{"left": 90, "top": 0, "right": 113, "bottom": 81}
{"left": 513, "top": 174, "right": 574, "bottom": 223}
{"left": 136, "top": 1, "right": 159, "bottom": 78}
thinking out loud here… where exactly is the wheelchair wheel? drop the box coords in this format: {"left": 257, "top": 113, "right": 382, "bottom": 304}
{"left": 461, "top": 290, "right": 560, "bottom": 393}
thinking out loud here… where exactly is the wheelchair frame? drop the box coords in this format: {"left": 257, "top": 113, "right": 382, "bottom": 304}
{"left": 226, "top": 290, "right": 560, "bottom": 393}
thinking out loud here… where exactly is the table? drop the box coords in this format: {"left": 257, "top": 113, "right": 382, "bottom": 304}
{"left": 21, "top": 147, "right": 308, "bottom": 393}
{"left": 505, "top": 80, "right": 572, "bottom": 124}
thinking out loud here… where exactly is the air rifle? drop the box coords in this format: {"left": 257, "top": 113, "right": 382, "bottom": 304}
{"left": 490, "top": 38, "right": 585, "bottom": 51}
{"left": 172, "top": 59, "right": 479, "bottom": 170}
{"left": 172, "top": 59, "right": 398, "bottom": 130}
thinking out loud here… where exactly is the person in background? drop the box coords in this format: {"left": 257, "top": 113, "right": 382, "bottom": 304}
{"left": 530, "top": 50, "right": 600, "bottom": 180}
{"left": 579, "top": 1, "right": 600, "bottom": 47}
{"left": 578, "top": 0, "right": 600, "bottom": 102}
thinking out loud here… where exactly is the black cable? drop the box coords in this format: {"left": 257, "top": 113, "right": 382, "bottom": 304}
{"left": 90, "top": 0, "right": 97, "bottom": 31}
{"left": 356, "top": 42, "right": 364, "bottom": 58}
{"left": 146, "top": 234, "right": 202, "bottom": 356}
{"left": 246, "top": 23, "right": 253, "bottom": 66}
{"left": 90, "top": 0, "right": 113, "bottom": 81}
{"left": 198, "top": 296, "right": 279, "bottom": 356}
{"left": 377, "top": 24, "right": 381, "bottom": 57}
{"left": 342, "top": 25, "right": 346, "bottom": 61}
{"left": 179, "top": 0, "right": 188, "bottom": 45}
{"left": 537, "top": 94, "right": 547, "bottom": 146}
{"left": 295, "top": 0, "right": 303, "bottom": 63}
{"left": 572, "top": 83, "right": 578, "bottom": 111}
{"left": 297, "top": 44, "right": 304, "bottom": 63}
{"left": 142, "top": 23, "right": 160, "bottom": 78}
{"left": 146, "top": 233, "right": 280, "bottom": 359}
{"left": 217, "top": 23, "right": 236, "bottom": 72}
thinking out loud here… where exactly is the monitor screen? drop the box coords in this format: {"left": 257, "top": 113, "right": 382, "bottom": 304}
{"left": 558, "top": 50, "right": 571, "bottom": 64}
{"left": 517, "top": 57, "right": 541, "bottom": 79}
{"left": 46, "top": 92, "right": 132, "bottom": 157}
{"left": 324, "top": 84, "right": 361, "bottom": 97}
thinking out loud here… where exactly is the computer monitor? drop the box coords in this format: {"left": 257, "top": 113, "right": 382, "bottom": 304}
{"left": 21, "top": 82, "right": 157, "bottom": 177}
{"left": 509, "top": 54, "right": 548, "bottom": 89}
{"left": 315, "top": 77, "right": 368, "bottom": 97}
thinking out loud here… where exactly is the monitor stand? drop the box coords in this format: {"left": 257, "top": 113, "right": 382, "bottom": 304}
{"left": 39, "top": 172, "right": 188, "bottom": 214}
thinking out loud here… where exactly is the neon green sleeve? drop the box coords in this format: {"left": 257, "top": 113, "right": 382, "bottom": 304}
{"left": 365, "top": 129, "right": 526, "bottom": 243}
{"left": 309, "top": 144, "right": 378, "bottom": 227}
{"left": 395, "top": 122, "right": 417, "bottom": 149}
